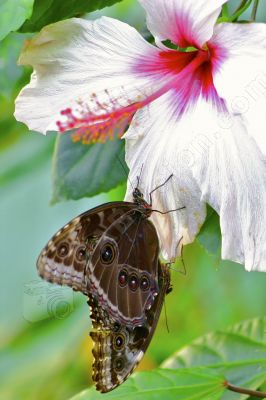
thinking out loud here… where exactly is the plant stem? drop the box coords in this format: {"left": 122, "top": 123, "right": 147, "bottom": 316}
{"left": 218, "top": 0, "right": 253, "bottom": 22}
{"left": 234, "top": 0, "right": 249, "bottom": 13}
{"left": 225, "top": 381, "right": 266, "bottom": 398}
{"left": 222, "top": 3, "right": 229, "bottom": 18}
{"left": 231, "top": 0, "right": 253, "bottom": 21}
{"left": 251, "top": 0, "right": 260, "bottom": 21}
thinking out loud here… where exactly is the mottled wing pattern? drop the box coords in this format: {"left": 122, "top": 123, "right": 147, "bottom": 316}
{"left": 89, "top": 262, "right": 171, "bottom": 393}
{"left": 36, "top": 202, "right": 136, "bottom": 294}
{"left": 87, "top": 210, "right": 160, "bottom": 327}
{"left": 37, "top": 202, "right": 160, "bottom": 326}
{"left": 36, "top": 215, "right": 89, "bottom": 294}
{"left": 36, "top": 200, "right": 166, "bottom": 392}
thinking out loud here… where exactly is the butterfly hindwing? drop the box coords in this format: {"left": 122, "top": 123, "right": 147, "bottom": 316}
{"left": 89, "top": 261, "right": 170, "bottom": 393}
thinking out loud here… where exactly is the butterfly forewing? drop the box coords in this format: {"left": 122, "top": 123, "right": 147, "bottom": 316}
{"left": 36, "top": 202, "right": 136, "bottom": 293}
{"left": 36, "top": 202, "right": 160, "bottom": 325}
{"left": 89, "top": 261, "right": 170, "bottom": 393}
{"left": 36, "top": 215, "right": 89, "bottom": 294}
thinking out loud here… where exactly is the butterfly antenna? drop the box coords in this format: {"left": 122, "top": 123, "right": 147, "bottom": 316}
{"left": 149, "top": 174, "right": 186, "bottom": 215}
{"left": 152, "top": 206, "right": 185, "bottom": 215}
{"left": 116, "top": 155, "right": 133, "bottom": 190}
{"left": 149, "top": 174, "right": 173, "bottom": 206}
{"left": 137, "top": 163, "right": 144, "bottom": 188}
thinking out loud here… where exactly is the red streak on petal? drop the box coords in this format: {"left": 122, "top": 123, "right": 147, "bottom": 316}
{"left": 139, "top": 50, "right": 196, "bottom": 75}
{"left": 135, "top": 46, "right": 226, "bottom": 116}
{"left": 159, "top": 10, "right": 201, "bottom": 48}
{"left": 172, "top": 12, "right": 198, "bottom": 48}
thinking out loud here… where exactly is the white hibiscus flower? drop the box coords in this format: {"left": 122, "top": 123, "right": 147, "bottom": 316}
{"left": 14, "top": 0, "right": 266, "bottom": 271}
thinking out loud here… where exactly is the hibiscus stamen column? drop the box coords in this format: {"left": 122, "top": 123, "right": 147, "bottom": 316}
{"left": 57, "top": 49, "right": 217, "bottom": 143}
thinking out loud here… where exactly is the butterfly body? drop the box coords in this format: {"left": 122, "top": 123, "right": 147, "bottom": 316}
{"left": 37, "top": 189, "right": 171, "bottom": 392}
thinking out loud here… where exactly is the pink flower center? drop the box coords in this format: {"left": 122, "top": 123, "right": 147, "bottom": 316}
{"left": 135, "top": 44, "right": 225, "bottom": 115}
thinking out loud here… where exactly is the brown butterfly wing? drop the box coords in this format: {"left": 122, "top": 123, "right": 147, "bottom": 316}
{"left": 36, "top": 202, "right": 135, "bottom": 294}
{"left": 36, "top": 202, "right": 160, "bottom": 326}
{"left": 87, "top": 210, "right": 160, "bottom": 327}
{"left": 89, "top": 262, "right": 170, "bottom": 393}
{"left": 37, "top": 200, "right": 167, "bottom": 392}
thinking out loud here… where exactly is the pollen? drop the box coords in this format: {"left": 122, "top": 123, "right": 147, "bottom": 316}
{"left": 56, "top": 92, "right": 143, "bottom": 144}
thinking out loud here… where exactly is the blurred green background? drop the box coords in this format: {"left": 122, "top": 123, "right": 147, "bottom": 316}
{"left": 0, "top": 1, "right": 265, "bottom": 399}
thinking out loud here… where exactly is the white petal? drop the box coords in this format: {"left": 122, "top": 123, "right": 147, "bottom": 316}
{"left": 191, "top": 112, "right": 266, "bottom": 272}
{"left": 211, "top": 23, "right": 266, "bottom": 155}
{"left": 14, "top": 17, "right": 160, "bottom": 134}
{"left": 125, "top": 92, "right": 207, "bottom": 260}
{"left": 139, "top": 0, "right": 226, "bottom": 48}
{"left": 125, "top": 95, "right": 266, "bottom": 271}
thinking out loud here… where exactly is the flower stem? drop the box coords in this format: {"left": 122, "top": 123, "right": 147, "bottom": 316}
{"left": 225, "top": 381, "right": 266, "bottom": 398}
{"left": 231, "top": 0, "right": 253, "bottom": 21}
{"left": 221, "top": 3, "right": 229, "bottom": 18}
{"left": 251, "top": 0, "right": 260, "bottom": 21}
{"left": 235, "top": 0, "right": 249, "bottom": 13}
{"left": 217, "top": 0, "right": 252, "bottom": 22}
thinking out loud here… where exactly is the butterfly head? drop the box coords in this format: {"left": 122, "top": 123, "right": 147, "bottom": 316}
{"left": 133, "top": 188, "right": 151, "bottom": 210}
{"left": 133, "top": 187, "right": 143, "bottom": 201}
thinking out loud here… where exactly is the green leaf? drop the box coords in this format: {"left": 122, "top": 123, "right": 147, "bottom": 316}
{"left": 0, "top": 132, "right": 55, "bottom": 188}
{"left": 70, "top": 318, "right": 266, "bottom": 399}
{"left": 70, "top": 367, "right": 226, "bottom": 400}
{"left": 52, "top": 132, "right": 127, "bottom": 203}
{"left": 20, "top": 0, "right": 123, "bottom": 32}
{"left": 0, "top": 300, "right": 90, "bottom": 399}
{"left": 197, "top": 208, "right": 221, "bottom": 256}
{"left": 163, "top": 317, "right": 266, "bottom": 399}
{"left": 0, "top": 0, "right": 34, "bottom": 41}
{"left": 0, "top": 33, "right": 25, "bottom": 99}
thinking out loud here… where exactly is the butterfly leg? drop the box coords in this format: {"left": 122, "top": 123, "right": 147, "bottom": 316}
{"left": 149, "top": 174, "right": 173, "bottom": 206}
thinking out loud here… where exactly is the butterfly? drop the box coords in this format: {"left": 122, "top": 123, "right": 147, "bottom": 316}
{"left": 37, "top": 177, "right": 182, "bottom": 392}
